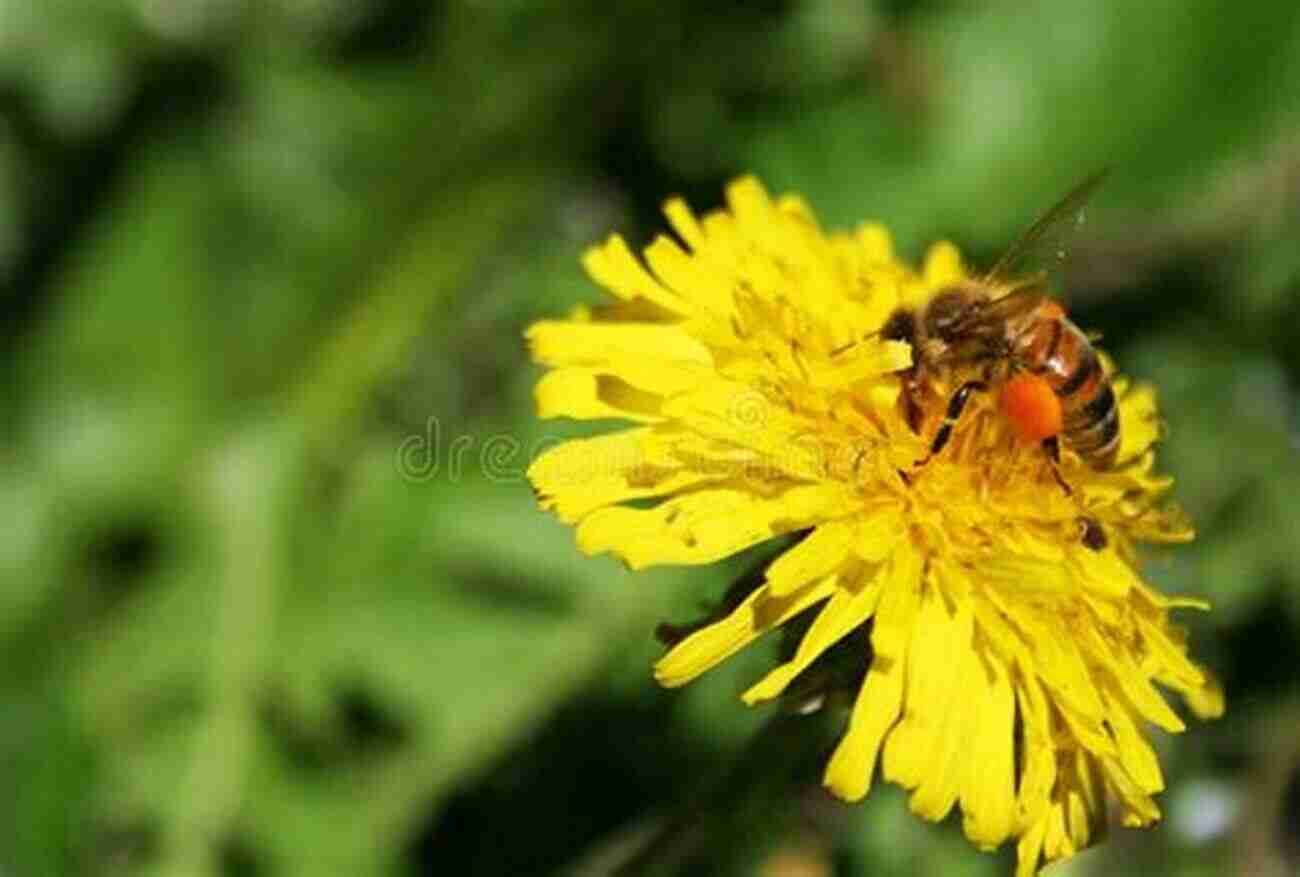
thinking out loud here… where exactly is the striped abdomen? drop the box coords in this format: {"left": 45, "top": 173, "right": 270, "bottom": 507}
{"left": 1015, "top": 314, "right": 1119, "bottom": 469}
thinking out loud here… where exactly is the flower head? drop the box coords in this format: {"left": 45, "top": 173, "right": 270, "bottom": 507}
{"left": 525, "top": 177, "right": 1222, "bottom": 874}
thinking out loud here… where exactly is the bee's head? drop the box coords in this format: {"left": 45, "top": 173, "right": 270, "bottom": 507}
{"left": 881, "top": 308, "right": 918, "bottom": 344}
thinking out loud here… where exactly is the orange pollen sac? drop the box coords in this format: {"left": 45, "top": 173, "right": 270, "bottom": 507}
{"left": 1001, "top": 373, "right": 1063, "bottom": 443}
{"left": 1038, "top": 300, "right": 1066, "bottom": 320}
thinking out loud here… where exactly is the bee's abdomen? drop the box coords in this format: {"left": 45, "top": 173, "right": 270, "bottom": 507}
{"left": 1046, "top": 322, "right": 1119, "bottom": 469}
{"left": 1065, "top": 381, "right": 1119, "bottom": 468}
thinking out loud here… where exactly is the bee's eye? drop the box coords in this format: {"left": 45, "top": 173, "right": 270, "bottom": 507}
{"left": 1000, "top": 373, "right": 1062, "bottom": 442}
{"left": 881, "top": 309, "right": 917, "bottom": 343}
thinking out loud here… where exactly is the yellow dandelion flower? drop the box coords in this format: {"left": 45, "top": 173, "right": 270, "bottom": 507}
{"left": 525, "top": 176, "right": 1223, "bottom": 874}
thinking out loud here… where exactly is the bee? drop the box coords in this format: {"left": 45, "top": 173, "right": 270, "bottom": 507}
{"left": 881, "top": 172, "right": 1118, "bottom": 490}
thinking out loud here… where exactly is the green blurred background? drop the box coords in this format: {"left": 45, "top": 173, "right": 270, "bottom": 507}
{"left": 1, "top": 2, "right": 1298, "bottom": 875}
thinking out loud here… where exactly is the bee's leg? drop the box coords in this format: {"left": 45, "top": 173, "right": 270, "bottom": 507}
{"left": 894, "top": 385, "right": 921, "bottom": 486}
{"left": 913, "top": 380, "right": 988, "bottom": 467}
{"left": 898, "top": 373, "right": 925, "bottom": 435}
{"left": 1041, "top": 436, "right": 1073, "bottom": 496}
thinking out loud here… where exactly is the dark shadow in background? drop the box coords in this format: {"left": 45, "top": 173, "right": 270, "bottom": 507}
{"left": 407, "top": 687, "right": 711, "bottom": 877}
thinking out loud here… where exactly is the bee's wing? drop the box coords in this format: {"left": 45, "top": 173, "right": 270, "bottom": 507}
{"left": 949, "top": 283, "right": 1049, "bottom": 337}
{"left": 982, "top": 169, "right": 1110, "bottom": 294}
{"left": 924, "top": 284, "right": 1051, "bottom": 368}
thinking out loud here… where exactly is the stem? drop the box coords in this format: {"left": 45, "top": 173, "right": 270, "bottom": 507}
{"left": 159, "top": 426, "right": 294, "bottom": 877}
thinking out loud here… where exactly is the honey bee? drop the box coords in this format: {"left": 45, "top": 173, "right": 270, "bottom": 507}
{"left": 881, "top": 172, "right": 1118, "bottom": 494}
